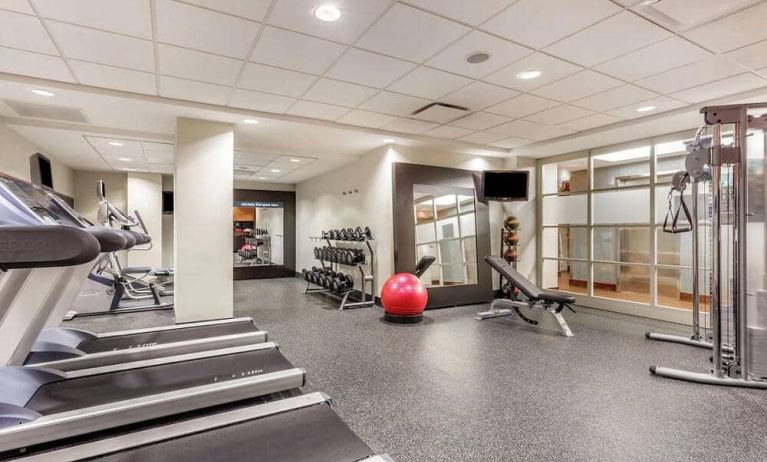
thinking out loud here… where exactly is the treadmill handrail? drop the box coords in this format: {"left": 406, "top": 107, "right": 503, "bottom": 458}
{"left": 0, "top": 226, "right": 100, "bottom": 270}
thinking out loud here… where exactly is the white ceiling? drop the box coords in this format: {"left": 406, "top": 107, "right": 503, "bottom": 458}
{"left": 0, "top": 0, "right": 764, "bottom": 153}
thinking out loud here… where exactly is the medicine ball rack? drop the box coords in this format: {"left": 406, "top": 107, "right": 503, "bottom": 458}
{"left": 303, "top": 228, "right": 376, "bottom": 310}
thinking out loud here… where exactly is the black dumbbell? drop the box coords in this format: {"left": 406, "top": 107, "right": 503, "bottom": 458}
{"left": 301, "top": 268, "right": 308, "bottom": 280}
{"left": 363, "top": 226, "right": 372, "bottom": 240}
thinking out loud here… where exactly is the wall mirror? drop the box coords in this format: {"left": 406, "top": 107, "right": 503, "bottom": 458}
{"left": 413, "top": 185, "right": 477, "bottom": 287}
{"left": 233, "top": 200, "right": 284, "bottom": 268}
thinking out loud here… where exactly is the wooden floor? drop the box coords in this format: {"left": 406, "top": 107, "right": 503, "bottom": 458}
{"left": 557, "top": 272, "right": 697, "bottom": 310}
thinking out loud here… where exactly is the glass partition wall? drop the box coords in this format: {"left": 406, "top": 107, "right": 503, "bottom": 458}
{"left": 538, "top": 129, "right": 709, "bottom": 319}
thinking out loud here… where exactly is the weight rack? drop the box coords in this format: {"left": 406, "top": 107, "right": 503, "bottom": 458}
{"left": 304, "top": 232, "right": 376, "bottom": 310}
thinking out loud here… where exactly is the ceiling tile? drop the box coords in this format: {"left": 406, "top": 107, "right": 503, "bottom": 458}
{"left": 179, "top": 0, "right": 271, "bottom": 21}
{"left": 727, "top": 39, "right": 767, "bottom": 71}
{"left": 0, "top": 0, "right": 34, "bottom": 14}
{"left": 304, "top": 78, "right": 378, "bottom": 107}
{"left": 143, "top": 142, "right": 174, "bottom": 163}
{"left": 48, "top": 21, "right": 154, "bottom": 71}
{"left": 156, "top": 0, "right": 260, "bottom": 59}
{"left": 636, "top": 55, "right": 746, "bottom": 94}
{"left": 426, "top": 31, "right": 532, "bottom": 79}
{"left": 488, "top": 119, "right": 575, "bottom": 140}
{"left": 670, "top": 73, "right": 766, "bottom": 103}
{"left": 149, "top": 163, "right": 174, "bottom": 174}
{"left": 424, "top": 125, "right": 474, "bottom": 139}
{"left": 482, "top": 0, "right": 621, "bottom": 49}
{"left": 358, "top": 90, "right": 428, "bottom": 115}
{"left": 401, "top": 0, "right": 513, "bottom": 26}
{"left": 442, "top": 81, "right": 518, "bottom": 111}
{"left": 0, "top": 46, "right": 74, "bottom": 82}
{"left": 685, "top": 2, "right": 767, "bottom": 53}
{"left": 485, "top": 93, "right": 559, "bottom": 118}
{"left": 0, "top": 9, "right": 57, "bottom": 54}
{"left": 158, "top": 44, "right": 242, "bottom": 86}
{"left": 606, "top": 96, "right": 685, "bottom": 119}
{"left": 70, "top": 60, "right": 155, "bottom": 94}
{"left": 544, "top": 11, "right": 671, "bottom": 67}
{"left": 238, "top": 63, "right": 317, "bottom": 97}
{"left": 595, "top": 36, "right": 711, "bottom": 82}
{"left": 559, "top": 113, "right": 622, "bottom": 132}
{"left": 88, "top": 137, "right": 144, "bottom": 158}
{"left": 235, "top": 151, "right": 277, "bottom": 166}
{"left": 356, "top": 3, "right": 469, "bottom": 63}
{"left": 639, "top": 0, "right": 755, "bottom": 29}
{"left": 229, "top": 88, "right": 295, "bottom": 113}
{"left": 573, "top": 84, "right": 658, "bottom": 112}
{"left": 158, "top": 76, "right": 231, "bottom": 105}
{"left": 252, "top": 26, "right": 346, "bottom": 75}
{"left": 337, "top": 109, "right": 396, "bottom": 128}
{"left": 457, "top": 130, "right": 507, "bottom": 145}
{"left": 34, "top": 0, "right": 152, "bottom": 38}
{"left": 532, "top": 70, "right": 622, "bottom": 102}
{"left": 325, "top": 48, "right": 415, "bottom": 87}
{"left": 525, "top": 105, "right": 595, "bottom": 125}
{"left": 483, "top": 53, "right": 582, "bottom": 92}
{"left": 287, "top": 100, "right": 349, "bottom": 120}
{"left": 449, "top": 111, "right": 511, "bottom": 130}
{"left": 387, "top": 67, "right": 471, "bottom": 100}
{"left": 268, "top": 0, "right": 391, "bottom": 44}
{"left": 382, "top": 117, "right": 438, "bottom": 134}
{"left": 489, "top": 136, "right": 535, "bottom": 149}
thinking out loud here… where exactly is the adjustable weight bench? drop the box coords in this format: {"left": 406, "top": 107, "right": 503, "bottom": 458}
{"left": 476, "top": 255, "right": 576, "bottom": 337}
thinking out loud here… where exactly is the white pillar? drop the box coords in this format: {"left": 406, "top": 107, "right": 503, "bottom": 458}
{"left": 126, "top": 172, "right": 163, "bottom": 269}
{"left": 174, "top": 118, "right": 234, "bottom": 322}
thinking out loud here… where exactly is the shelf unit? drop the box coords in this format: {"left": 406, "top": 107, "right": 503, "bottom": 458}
{"left": 499, "top": 226, "right": 520, "bottom": 298}
{"left": 304, "top": 234, "right": 376, "bottom": 310}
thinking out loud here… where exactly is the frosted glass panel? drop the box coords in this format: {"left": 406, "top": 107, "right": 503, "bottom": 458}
{"left": 542, "top": 194, "right": 587, "bottom": 225}
{"left": 593, "top": 188, "right": 649, "bottom": 224}
{"left": 416, "top": 223, "right": 436, "bottom": 244}
{"left": 459, "top": 213, "right": 475, "bottom": 236}
{"left": 543, "top": 226, "right": 587, "bottom": 259}
{"left": 592, "top": 146, "right": 650, "bottom": 189}
{"left": 593, "top": 227, "right": 650, "bottom": 264}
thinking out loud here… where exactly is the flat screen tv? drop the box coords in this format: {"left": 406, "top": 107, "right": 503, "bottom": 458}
{"left": 480, "top": 170, "right": 529, "bottom": 202}
{"left": 162, "top": 191, "right": 174, "bottom": 214}
{"left": 30, "top": 153, "right": 53, "bottom": 190}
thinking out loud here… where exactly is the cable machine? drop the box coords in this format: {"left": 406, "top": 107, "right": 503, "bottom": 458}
{"left": 651, "top": 103, "right": 767, "bottom": 388}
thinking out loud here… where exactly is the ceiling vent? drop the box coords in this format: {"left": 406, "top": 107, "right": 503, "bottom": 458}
{"left": 2, "top": 100, "right": 88, "bottom": 123}
{"left": 635, "top": 0, "right": 754, "bottom": 30}
{"left": 410, "top": 102, "right": 469, "bottom": 124}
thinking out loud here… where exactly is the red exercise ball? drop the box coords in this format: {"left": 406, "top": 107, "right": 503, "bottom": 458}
{"left": 381, "top": 273, "right": 428, "bottom": 323}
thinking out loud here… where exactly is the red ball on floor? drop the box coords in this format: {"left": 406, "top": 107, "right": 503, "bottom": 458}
{"left": 381, "top": 273, "right": 428, "bottom": 323}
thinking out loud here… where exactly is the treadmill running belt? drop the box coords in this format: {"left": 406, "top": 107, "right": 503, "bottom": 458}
{"left": 93, "top": 403, "right": 374, "bottom": 462}
{"left": 27, "top": 348, "right": 293, "bottom": 415}
{"left": 78, "top": 321, "right": 258, "bottom": 353}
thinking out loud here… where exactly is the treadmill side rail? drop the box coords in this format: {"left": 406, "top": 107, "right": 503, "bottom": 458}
{"left": 31, "top": 331, "right": 269, "bottom": 372}
{"left": 94, "top": 317, "right": 258, "bottom": 338}
{"left": 0, "top": 367, "right": 306, "bottom": 454}
{"left": 8, "top": 392, "right": 330, "bottom": 462}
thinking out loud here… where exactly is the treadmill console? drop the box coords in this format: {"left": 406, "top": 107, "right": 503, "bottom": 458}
{"left": 0, "top": 174, "right": 87, "bottom": 228}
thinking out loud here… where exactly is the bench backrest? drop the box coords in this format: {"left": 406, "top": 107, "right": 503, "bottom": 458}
{"left": 484, "top": 255, "right": 543, "bottom": 300}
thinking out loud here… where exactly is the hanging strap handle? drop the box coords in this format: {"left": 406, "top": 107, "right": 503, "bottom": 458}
{"left": 663, "top": 189, "right": 693, "bottom": 233}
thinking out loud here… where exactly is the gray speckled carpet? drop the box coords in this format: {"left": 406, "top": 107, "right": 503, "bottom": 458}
{"left": 67, "top": 277, "right": 767, "bottom": 462}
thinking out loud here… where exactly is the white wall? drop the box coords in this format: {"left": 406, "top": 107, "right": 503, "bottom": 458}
{"left": 296, "top": 145, "right": 506, "bottom": 295}
{"left": 0, "top": 124, "right": 74, "bottom": 197}
{"left": 174, "top": 118, "right": 234, "bottom": 322}
{"left": 502, "top": 156, "right": 537, "bottom": 283}
{"left": 235, "top": 180, "right": 295, "bottom": 191}
{"left": 127, "top": 172, "right": 163, "bottom": 268}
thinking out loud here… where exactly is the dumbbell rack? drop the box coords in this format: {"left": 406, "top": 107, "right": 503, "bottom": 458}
{"left": 499, "top": 228, "right": 519, "bottom": 299}
{"left": 304, "top": 235, "right": 376, "bottom": 310}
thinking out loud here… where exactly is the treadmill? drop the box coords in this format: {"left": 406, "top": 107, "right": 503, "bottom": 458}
{"left": 0, "top": 174, "right": 305, "bottom": 453}
{"left": 10, "top": 179, "right": 269, "bottom": 369}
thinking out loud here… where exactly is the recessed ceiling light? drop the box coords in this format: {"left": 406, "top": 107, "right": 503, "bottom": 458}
{"left": 313, "top": 4, "right": 341, "bottom": 22}
{"left": 636, "top": 105, "right": 656, "bottom": 113}
{"left": 30, "top": 89, "right": 55, "bottom": 97}
{"left": 270, "top": 169, "right": 281, "bottom": 173}
{"left": 516, "top": 70, "right": 541, "bottom": 80}
{"left": 290, "top": 158, "right": 301, "bottom": 163}
{"left": 243, "top": 119, "right": 259, "bottom": 124}
{"left": 117, "top": 157, "right": 131, "bottom": 161}
{"left": 383, "top": 138, "right": 395, "bottom": 143}
{"left": 258, "top": 177, "right": 267, "bottom": 180}
{"left": 466, "top": 52, "right": 490, "bottom": 64}
{"left": 109, "top": 141, "right": 124, "bottom": 147}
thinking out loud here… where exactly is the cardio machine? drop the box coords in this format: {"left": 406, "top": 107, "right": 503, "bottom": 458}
{"left": 0, "top": 173, "right": 393, "bottom": 461}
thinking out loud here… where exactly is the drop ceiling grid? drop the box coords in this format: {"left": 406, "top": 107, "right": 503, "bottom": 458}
{"left": 0, "top": 0, "right": 766, "bottom": 150}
